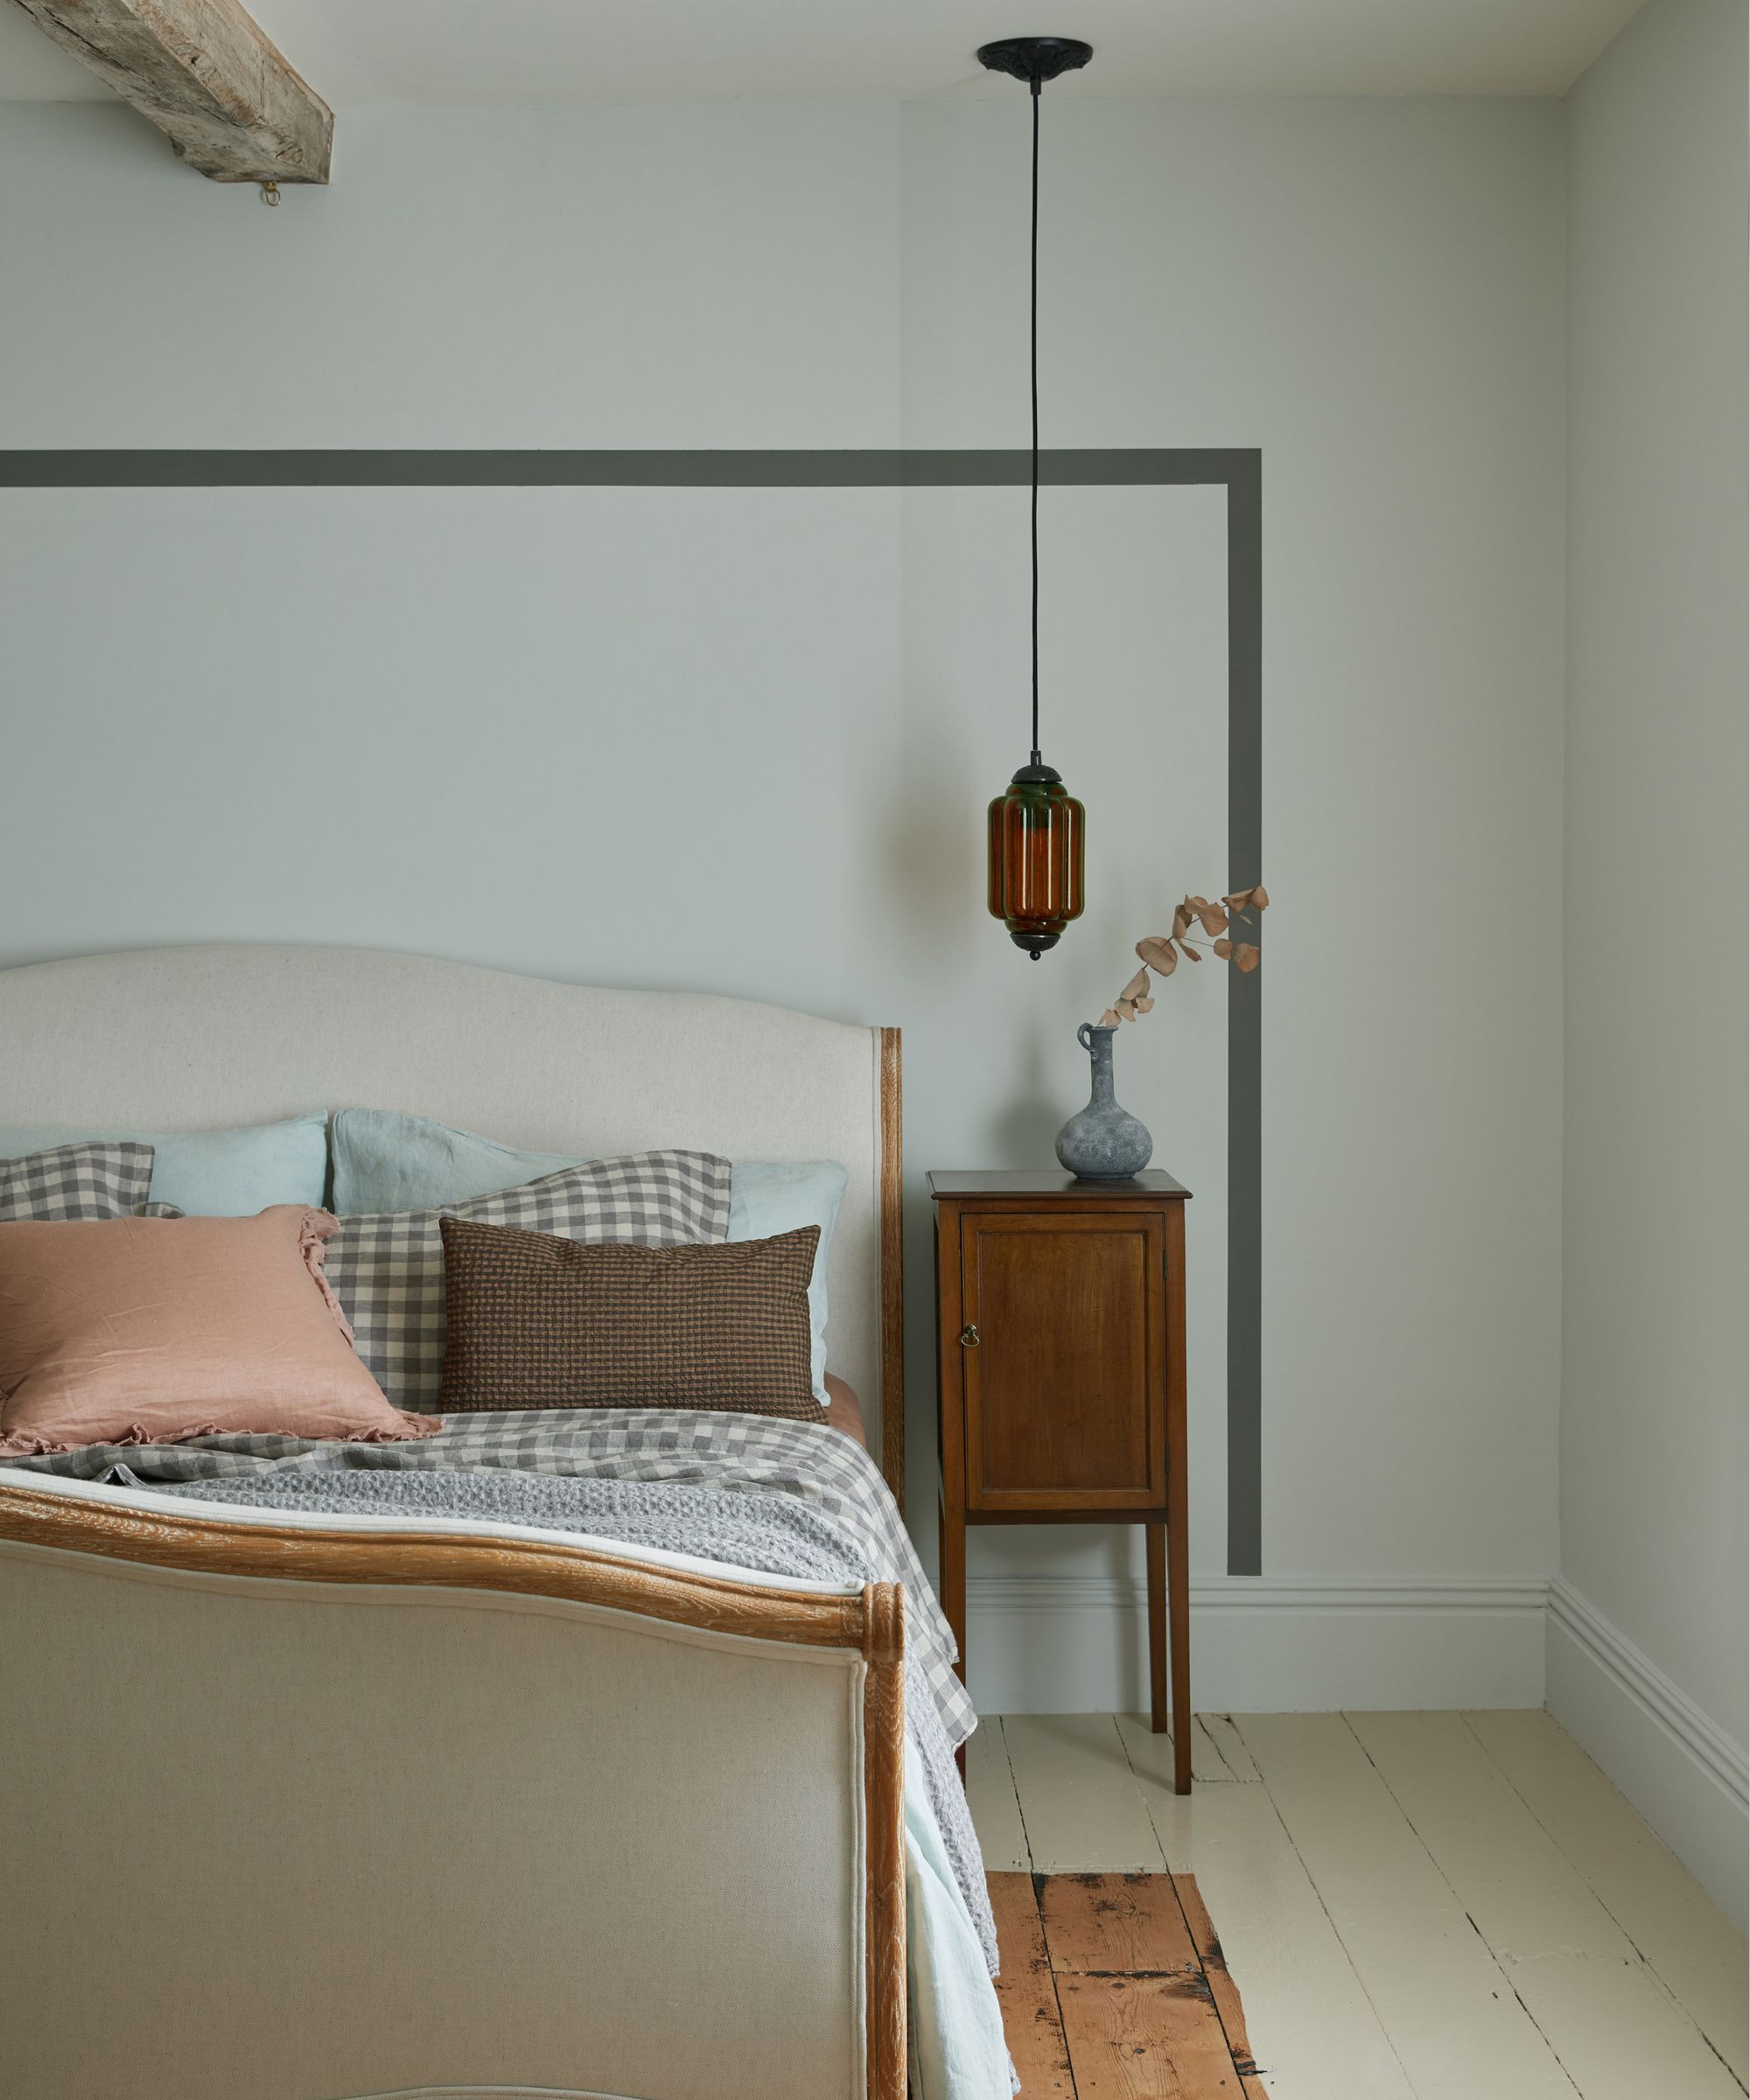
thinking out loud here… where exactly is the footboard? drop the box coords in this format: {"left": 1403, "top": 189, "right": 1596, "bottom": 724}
{"left": 0, "top": 1477, "right": 906, "bottom": 2100}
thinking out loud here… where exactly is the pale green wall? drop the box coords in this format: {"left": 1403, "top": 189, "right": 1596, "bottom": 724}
{"left": 1557, "top": 0, "right": 1748, "bottom": 1921}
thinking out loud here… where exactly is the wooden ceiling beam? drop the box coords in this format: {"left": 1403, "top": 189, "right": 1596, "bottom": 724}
{"left": 13, "top": 0, "right": 332, "bottom": 183}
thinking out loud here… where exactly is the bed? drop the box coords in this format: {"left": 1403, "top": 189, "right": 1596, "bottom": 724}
{"left": 0, "top": 945, "right": 996, "bottom": 2100}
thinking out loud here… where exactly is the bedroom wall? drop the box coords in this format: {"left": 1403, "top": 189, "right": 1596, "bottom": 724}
{"left": 0, "top": 90, "right": 1566, "bottom": 1712}
{"left": 1558, "top": 0, "right": 1749, "bottom": 1924}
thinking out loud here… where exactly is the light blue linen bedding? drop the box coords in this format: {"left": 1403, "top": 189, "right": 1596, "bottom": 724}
{"left": 906, "top": 1738, "right": 1018, "bottom": 2099}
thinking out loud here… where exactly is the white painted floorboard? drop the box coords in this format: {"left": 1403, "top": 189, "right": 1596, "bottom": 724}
{"left": 1350, "top": 1711, "right": 1744, "bottom": 2100}
{"left": 998, "top": 1712, "right": 1166, "bottom": 1872}
{"left": 1236, "top": 1712, "right": 1577, "bottom": 2100}
{"left": 963, "top": 1715, "right": 1030, "bottom": 1872}
{"left": 1463, "top": 1707, "right": 1748, "bottom": 2087}
{"left": 971, "top": 1710, "right": 1748, "bottom": 2099}
{"left": 1115, "top": 1712, "right": 1418, "bottom": 2099}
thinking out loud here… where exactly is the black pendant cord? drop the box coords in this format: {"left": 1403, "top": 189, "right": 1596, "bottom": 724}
{"left": 1029, "top": 72, "right": 1041, "bottom": 769}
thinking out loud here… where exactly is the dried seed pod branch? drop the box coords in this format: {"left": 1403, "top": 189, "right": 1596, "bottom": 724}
{"left": 1098, "top": 885, "right": 1270, "bottom": 1024}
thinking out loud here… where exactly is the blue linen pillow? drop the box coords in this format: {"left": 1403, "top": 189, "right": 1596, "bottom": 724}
{"left": 330, "top": 1109, "right": 845, "bottom": 1404}
{"left": 726, "top": 1158, "right": 846, "bottom": 1407}
{"left": 0, "top": 1114, "right": 327, "bottom": 1217}
{"left": 330, "top": 1109, "right": 575, "bottom": 1214}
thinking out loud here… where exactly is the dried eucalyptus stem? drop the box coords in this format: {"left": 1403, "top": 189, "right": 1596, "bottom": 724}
{"left": 1098, "top": 886, "right": 1270, "bottom": 1028}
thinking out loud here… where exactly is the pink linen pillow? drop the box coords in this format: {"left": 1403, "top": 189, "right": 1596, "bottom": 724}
{"left": 0, "top": 1205, "right": 442, "bottom": 1456}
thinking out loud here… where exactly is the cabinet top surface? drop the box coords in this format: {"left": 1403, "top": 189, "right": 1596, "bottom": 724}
{"left": 928, "top": 1169, "right": 1190, "bottom": 1200}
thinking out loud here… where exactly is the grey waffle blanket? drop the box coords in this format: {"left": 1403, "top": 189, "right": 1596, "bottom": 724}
{"left": 15, "top": 1408, "right": 997, "bottom": 1974}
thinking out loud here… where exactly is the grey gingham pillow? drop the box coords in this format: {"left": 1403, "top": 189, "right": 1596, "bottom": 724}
{"left": 0, "top": 1140, "right": 158, "bottom": 1220}
{"left": 325, "top": 1149, "right": 732, "bottom": 1409}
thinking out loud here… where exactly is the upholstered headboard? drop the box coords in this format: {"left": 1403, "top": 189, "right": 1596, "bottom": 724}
{"left": 0, "top": 946, "right": 904, "bottom": 1499}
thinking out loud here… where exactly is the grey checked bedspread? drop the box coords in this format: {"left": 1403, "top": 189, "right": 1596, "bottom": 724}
{"left": 10, "top": 1407, "right": 996, "bottom": 1973}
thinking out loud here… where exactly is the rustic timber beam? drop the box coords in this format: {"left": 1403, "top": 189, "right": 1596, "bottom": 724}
{"left": 11, "top": 0, "right": 332, "bottom": 183}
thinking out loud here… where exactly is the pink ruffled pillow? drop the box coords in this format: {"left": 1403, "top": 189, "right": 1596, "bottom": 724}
{"left": 0, "top": 1206, "right": 442, "bottom": 1457}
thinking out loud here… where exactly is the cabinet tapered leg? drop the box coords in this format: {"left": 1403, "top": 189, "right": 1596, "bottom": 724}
{"left": 1146, "top": 1522, "right": 1167, "bottom": 1734}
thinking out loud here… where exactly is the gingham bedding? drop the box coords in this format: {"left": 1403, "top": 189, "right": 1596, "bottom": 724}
{"left": 7, "top": 1405, "right": 995, "bottom": 1973}
{"left": 324, "top": 1149, "right": 731, "bottom": 1409}
{"left": 0, "top": 1140, "right": 159, "bottom": 1221}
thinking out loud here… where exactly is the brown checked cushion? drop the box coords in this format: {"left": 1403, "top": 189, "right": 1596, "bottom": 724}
{"left": 438, "top": 1218, "right": 822, "bottom": 1421}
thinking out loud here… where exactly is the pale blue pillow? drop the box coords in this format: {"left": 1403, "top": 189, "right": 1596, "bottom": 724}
{"left": 728, "top": 1159, "right": 846, "bottom": 1407}
{"left": 330, "top": 1109, "right": 576, "bottom": 1214}
{"left": 0, "top": 1114, "right": 326, "bottom": 1217}
{"left": 331, "top": 1110, "right": 844, "bottom": 1403}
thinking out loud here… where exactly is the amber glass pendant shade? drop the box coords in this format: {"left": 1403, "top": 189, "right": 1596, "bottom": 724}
{"left": 976, "top": 36, "right": 1096, "bottom": 961}
{"left": 987, "top": 763, "right": 1086, "bottom": 958}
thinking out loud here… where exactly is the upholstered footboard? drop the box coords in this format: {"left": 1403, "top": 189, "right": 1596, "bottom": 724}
{"left": 0, "top": 1477, "right": 906, "bottom": 2100}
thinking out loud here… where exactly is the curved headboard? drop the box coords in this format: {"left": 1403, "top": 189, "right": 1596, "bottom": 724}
{"left": 0, "top": 946, "right": 904, "bottom": 1501}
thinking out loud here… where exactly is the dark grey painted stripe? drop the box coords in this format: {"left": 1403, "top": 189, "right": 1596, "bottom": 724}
{"left": 1225, "top": 456, "right": 1264, "bottom": 1577}
{"left": 0, "top": 447, "right": 1256, "bottom": 490}
{"left": 0, "top": 442, "right": 1265, "bottom": 1576}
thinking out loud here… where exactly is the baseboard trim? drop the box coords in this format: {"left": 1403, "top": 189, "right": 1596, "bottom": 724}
{"left": 1546, "top": 1577, "right": 1747, "bottom": 1929}
{"left": 962, "top": 1571, "right": 1549, "bottom": 1714}
{"left": 969, "top": 1572, "right": 1550, "bottom": 1615}
{"left": 1547, "top": 1575, "right": 1749, "bottom": 1807}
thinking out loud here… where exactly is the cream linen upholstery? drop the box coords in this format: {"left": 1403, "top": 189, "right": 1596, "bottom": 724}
{"left": 0, "top": 945, "right": 888, "bottom": 1461}
{"left": 0, "top": 1481, "right": 872, "bottom": 2100}
{"left": 0, "top": 947, "right": 901, "bottom": 2099}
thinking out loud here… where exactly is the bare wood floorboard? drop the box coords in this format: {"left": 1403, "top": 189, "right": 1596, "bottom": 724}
{"left": 973, "top": 1712, "right": 1746, "bottom": 2100}
{"left": 1040, "top": 1870, "right": 1200, "bottom": 1975}
{"left": 1055, "top": 1971, "right": 1244, "bottom": 2098}
{"left": 1174, "top": 1873, "right": 1270, "bottom": 2096}
{"left": 989, "top": 1872, "right": 1077, "bottom": 2099}
{"left": 991, "top": 1871, "right": 1260, "bottom": 2098}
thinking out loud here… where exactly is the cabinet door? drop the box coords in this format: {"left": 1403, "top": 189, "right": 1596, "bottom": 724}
{"left": 961, "top": 1211, "right": 1166, "bottom": 1513}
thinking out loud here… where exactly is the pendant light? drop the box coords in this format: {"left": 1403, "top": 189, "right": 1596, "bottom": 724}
{"left": 979, "top": 33, "right": 1092, "bottom": 961}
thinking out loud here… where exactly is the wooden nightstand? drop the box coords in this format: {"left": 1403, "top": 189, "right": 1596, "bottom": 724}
{"left": 929, "top": 1169, "right": 1193, "bottom": 1794}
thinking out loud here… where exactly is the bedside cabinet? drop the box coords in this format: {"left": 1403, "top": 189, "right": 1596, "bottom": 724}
{"left": 929, "top": 1169, "right": 1193, "bottom": 1794}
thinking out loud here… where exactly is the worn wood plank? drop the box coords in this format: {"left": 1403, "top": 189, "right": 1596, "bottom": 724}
{"left": 1172, "top": 1875, "right": 1267, "bottom": 2096}
{"left": 1057, "top": 1971, "right": 1245, "bottom": 2098}
{"left": 13, "top": 0, "right": 331, "bottom": 182}
{"left": 988, "top": 1872, "right": 1075, "bottom": 2100}
{"left": 1040, "top": 1871, "right": 1200, "bottom": 1977}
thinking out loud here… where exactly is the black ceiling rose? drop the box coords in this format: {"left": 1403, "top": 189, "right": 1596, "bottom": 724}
{"left": 976, "top": 36, "right": 1094, "bottom": 88}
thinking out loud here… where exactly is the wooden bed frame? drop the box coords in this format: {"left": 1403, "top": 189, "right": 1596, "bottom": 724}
{"left": 0, "top": 946, "right": 911, "bottom": 2100}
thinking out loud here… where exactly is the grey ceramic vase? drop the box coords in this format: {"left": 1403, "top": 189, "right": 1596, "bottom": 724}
{"left": 1056, "top": 1022, "right": 1153, "bottom": 1180}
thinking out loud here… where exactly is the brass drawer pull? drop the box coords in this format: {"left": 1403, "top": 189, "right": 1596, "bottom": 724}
{"left": 961, "top": 1324, "right": 980, "bottom": 1348}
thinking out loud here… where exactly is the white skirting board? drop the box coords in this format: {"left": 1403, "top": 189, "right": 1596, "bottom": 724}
{"left": 962, "top": 1572, "right": 1550, "bottom": 1715}
{"left": 969, "top": 1570, "right": 1750, "bottom": 1930}
{"left": 1546, "top": 1575, "right": 1750, "bottom": 1932}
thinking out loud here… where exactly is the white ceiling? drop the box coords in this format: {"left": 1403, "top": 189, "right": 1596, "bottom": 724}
{"left": 0, "top": 0, "right": 1645, "bottom": 106}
